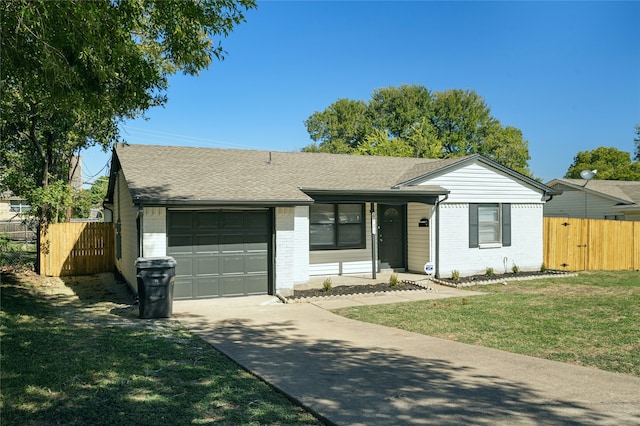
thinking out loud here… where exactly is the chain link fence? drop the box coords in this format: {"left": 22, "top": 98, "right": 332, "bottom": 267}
{"left": 1, "top": 220, "right": 38, "bottom": 271}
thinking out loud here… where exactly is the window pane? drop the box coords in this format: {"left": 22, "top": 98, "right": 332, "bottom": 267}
{"left": 478, "top": 205, "right": 499, "bottom": 222}
{"left": 478, "top": 204, "right": 500, "bottom": 244}
{"left": 338, "top": 204, "right": 362, "bottom": 224}
{"left": 310, "top": 204, "right": 335, "bottom": 224}
{"left": 338, "top": 224, "right": 362, "bottom": 246}
{"left": 310, "top": 224, "right": 335, "bottom": 246}
{"left": 479, "top": 224, "right": 499, "bottom": 243}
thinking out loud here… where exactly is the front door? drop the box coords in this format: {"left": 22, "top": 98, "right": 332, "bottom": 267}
{"left": 378, "top": 204, "right": 406, "bottom": 270}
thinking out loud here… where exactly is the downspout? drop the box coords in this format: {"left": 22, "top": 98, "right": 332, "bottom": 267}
{"left": 370, "top": 203, "right": 377, "bottom": 279}
{"left": 434, "top": 194, "right": 449, "bottom": 279}
{"left": 137, "top": 197, "right": 143, "bottom": 258}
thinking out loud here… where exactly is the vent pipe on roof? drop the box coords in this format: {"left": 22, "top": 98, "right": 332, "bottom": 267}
{"left": 267, "top": 152, "right": 273, "bottom": 165}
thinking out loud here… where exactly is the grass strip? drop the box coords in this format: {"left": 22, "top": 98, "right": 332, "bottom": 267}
{"left": 0, "top": 273, "right": 322, "bottom": 426}
{"left": 334, "top": 271, "right": 640, "bottom": 376}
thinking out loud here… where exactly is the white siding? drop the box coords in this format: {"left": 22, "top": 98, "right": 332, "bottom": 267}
{"left": 309, "top": 203, "right": 375, "bottom": 276}
{"left": 418, "top": 161, "right": 544, "bottom": 203}
{"left": 437, "top": 203, "right": 543, "bottom": 277}
{"left": 142, "top": 207, "right": 166, "bottom": 257}
{"left": 113, "top": 170, "right": 139, "bottom": 291}
{"left": 623, "top": 210, "right": 640, "bottom": 221}
{"left": 407, "top": 203, "right": 431, "bottom": 273}
{"left": 544, "top": 189, "right": 621, "bottom": 219}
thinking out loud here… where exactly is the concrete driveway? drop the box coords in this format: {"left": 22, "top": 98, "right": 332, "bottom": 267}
{"left": 173, "top": 290, "right": 640, "bottom": 425}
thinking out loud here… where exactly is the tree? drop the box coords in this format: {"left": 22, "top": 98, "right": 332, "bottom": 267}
{"left": 565, "top": 147, "right": 640, "bottom": 181}
{"left": 0, "top": 0, "right": 256, "bottom": 224}
{"left": 302, "top": 85, "right": 531, "bottom": 175}
{"left": 71, "top": 176, "right": 110, "bottom": 219}
{"left": 634, "top": 124, "right": 640, "bottom": 162}
{"left": 303, "top": 98, "right": 371, "bottom": 154}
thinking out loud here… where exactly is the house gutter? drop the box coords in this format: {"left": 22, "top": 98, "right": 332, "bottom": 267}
{"left": 137, "top": 198, "right": 143, "bottom": 258}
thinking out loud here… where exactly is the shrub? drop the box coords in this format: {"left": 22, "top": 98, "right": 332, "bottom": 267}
{"left": 451, "top": 270, "right": 460, "bottom": 281}
{"left": 512, "top": 263, "right": 520, "bottom": 274}
{"left": 486, "top": 267, "right": 495, "bottom": 276}
{"left": 540, "top": 262, "right": 547, "bottom": 273}
{"left": 389, "top": 273, "right": 399, "bottom": 287}
{"left": 321, "top": 278, "right": 332, "bottom": 292}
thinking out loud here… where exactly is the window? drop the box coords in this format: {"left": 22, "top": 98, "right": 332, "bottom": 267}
{"left": 310, "top": 203, "right": 365, "bottom": 250}
{"left": 469, "top": 203, "right": 511, "bottom": 248}
{"left": 478, "top": 204, "right": 500, "bottom": 244}
{"left": 10, "top": 200, "right": 30, "bottom": 213}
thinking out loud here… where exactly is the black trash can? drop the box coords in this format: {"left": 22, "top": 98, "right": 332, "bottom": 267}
{"left": 136, "top": 257, "right": 176, "bottom": 319}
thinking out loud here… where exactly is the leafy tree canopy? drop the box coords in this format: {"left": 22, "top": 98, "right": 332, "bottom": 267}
{"left": 72, "top": 176, "right": 110, "bottom": 219}
{"left": 302, "top": 84, "right": 531, "bottom": 176}
{"left": 0, "top": 0, "right": 256, "bottom": 223}
{"left": 565, "top": 146, "right": 640, "bottom": 181}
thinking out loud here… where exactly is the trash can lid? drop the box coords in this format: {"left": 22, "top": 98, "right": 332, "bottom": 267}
{"left": 135, "top": 256, "right": 177, "bottom": 269}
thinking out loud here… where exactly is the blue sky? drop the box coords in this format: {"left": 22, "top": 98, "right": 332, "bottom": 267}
{"left": 83, "top": 0, "right": 640, "bottom": 185}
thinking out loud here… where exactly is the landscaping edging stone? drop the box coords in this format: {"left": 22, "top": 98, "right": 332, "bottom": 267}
{"left": 432, "top": 270, "right": 579, "bottom": 288}
{"left": 285, "top": 281, "right": 434, "bottom": 304}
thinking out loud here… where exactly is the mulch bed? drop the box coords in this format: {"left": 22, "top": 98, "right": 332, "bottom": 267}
{"left": 289, "top": 270, "right": 571, "bottom": 299}
{"left": 289, "top": 281, "right": 427, "bottom": 300}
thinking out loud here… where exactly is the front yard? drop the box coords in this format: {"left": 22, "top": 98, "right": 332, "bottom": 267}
{"left": 334, "top": 271, "right": 640, "bottom": 377}
{"left": 0, "top": 271, "right": 322, "bottom": 426}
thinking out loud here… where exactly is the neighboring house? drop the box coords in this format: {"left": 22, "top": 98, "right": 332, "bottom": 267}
{"left": 105, "top": 144, "right": 557, "bottom": 299}
{"left": 544, "top": 179, "right": 640, "bottom": 221}
{"left": 0, "top": 191, "right": 31, "bottom": 222}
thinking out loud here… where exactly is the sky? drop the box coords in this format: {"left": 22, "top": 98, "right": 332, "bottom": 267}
{"left": 82, "top": 0, "right": 640, "bottom": 186}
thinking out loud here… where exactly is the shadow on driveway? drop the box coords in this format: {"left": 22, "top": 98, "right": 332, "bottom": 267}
{"left": 176, "top": 302, "right": 638, "bottom": 425}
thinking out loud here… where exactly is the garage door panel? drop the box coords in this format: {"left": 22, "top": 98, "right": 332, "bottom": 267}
{"left": 195, "top": 211, "right": 219, "bottom": 230}
{"left": 195, "top": 234, "right": 219, "bottom": 253}
{"left": 196, "top": 257, "right": 219, "bottom": 275}
{"left": 169, "top": 212, "right": 193, "bottom": 230}
{"left": 168, "top": 235, "right": 193, "bottom": 255}
{"left": 245, "top": 275, "right": 268, "bottom": 294}
{"left": 245, "top": 233, "right": 269, "bottom": 251}
{"left": 220, "top": 234, "right": 243, "bottom": 252}
{"left": 221, "top": 255, "right": 243, "bottom": 274}
{"left": 174, "top": 257, "right": 193, "bottom": 277}
{"left": 174, "top": 278, "right": 194, "bottom": 299}
{"left": 196, "top": 277, "right": 220, "bottom": 299}
{"left": 221, "top": 276, "right": 244, "bottom": 296}
{"left": 246, "top": 211, "right": 268, "bottom": 228}
{"left": 221, "top": 212, "right": 244, "bottom": 229}
{"left": 245, "top": 254, "right": 267, "bottom": 273}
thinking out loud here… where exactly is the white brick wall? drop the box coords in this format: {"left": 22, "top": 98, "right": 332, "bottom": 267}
{"left": 293, "top": 206, "right": 310, "bottom": 284}
{"left": 275, "top": 207, "right": 295, "bottom": 296}
{"left": 437, "top": 203, "right": 543, "bottom": 277}
{"left": 142, "top": 207, "right": 166, "bottom": 258}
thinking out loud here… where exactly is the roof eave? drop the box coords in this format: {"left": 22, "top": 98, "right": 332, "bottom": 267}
{"left": 132, "top": 198, "right": 314, "bottom": 207}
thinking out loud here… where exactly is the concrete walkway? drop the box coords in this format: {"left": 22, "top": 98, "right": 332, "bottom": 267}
{"left": 173, "top": 289, "right": 640, "bottom": 425}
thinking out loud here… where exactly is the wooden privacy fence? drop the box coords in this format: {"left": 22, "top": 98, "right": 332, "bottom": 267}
{"left": 39, "top": 222, "right": 114, "bottom": 276}
{"left": 544, "top": 217, "right": 640, "bottom": 271}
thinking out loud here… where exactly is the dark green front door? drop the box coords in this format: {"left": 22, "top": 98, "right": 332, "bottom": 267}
{"left": 167, "top": 210, "right": 270, "bottom": 299}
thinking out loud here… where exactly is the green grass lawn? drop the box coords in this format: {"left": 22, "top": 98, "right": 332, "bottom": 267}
{"left": 334, "top": 271, "right": 640, "bottom": 377}
{"left": 0, "top": 272, "right": 322, "bottom": 426}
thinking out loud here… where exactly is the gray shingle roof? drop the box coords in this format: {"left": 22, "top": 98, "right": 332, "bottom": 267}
{"left": 111, "top": 144, "right": 545, "bottom": 204}
{"left": 547, "top": 179, "right": 640, "bottom": 205}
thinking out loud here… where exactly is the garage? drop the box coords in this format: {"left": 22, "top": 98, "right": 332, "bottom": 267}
{"left": 167, "top": 210, "right": 271, "bottom": 299}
